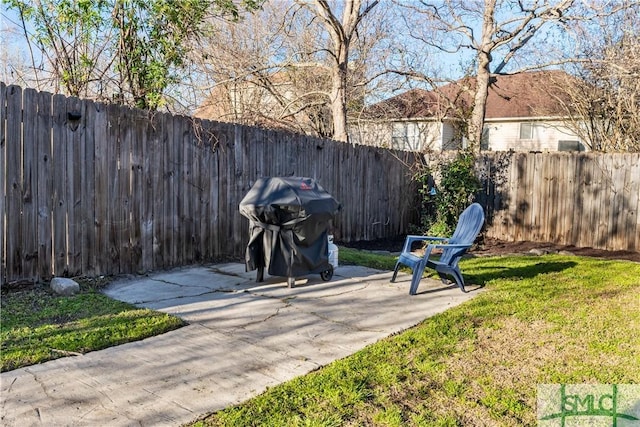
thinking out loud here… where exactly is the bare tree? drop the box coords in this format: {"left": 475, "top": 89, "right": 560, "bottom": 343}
{"left": 398, "top": 0, "right": 577, "bottom": 151}
{"left": 302, "top": 0, "right": 379, "bottom": 142}
{"left": 191, "top": 4, "right": 329, "bottom": 133}
{"left": 550, "top": 6, "right": 640, "bottom": 152}
{"left": 192, "top": 0, "right": 391, "bottom": 141}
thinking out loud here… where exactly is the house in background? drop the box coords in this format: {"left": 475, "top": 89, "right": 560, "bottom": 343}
{"left": 350, "top": 71, "right": 586, "bottom": 152}
{"left": 195, "top": 66, "right": 334, "bottom": 138}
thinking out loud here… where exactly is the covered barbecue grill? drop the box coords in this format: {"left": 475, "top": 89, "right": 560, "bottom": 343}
{"left": 239, "top": 177, "right": 340, "bottom": 287}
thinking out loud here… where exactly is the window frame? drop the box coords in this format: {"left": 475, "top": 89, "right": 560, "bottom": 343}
{"left": 519, "top": 122, "right": 534, "bottom": 140}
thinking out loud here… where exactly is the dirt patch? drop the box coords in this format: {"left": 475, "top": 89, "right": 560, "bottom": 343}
{"left": 474, "top": 237, "right": 640, "bottom": 262}
{"left": 339, "top": 236, "right": 640, "bottom": 263}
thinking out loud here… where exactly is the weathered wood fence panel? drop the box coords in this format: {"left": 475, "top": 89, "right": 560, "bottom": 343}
{"left": 0, "top": 83, "right": 6, "bottom": 285}
{"left": 1, "top": 84, "right": 418, "bottom": 285}
{"left": 475, "top": 152, "right": 640, "bottom": 252}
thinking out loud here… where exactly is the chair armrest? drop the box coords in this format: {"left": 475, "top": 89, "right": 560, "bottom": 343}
{"left": 427, "top": 243, "right": 472, "bottom": 250}
{"left": 403, "top": 235, "right": 448, "bottom": 252}
{"left": 422, "top": 242, "right": 473, "bottom": 264}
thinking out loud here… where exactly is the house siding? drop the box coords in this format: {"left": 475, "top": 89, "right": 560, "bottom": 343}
{"left": 351, "top": 122, "right": 393, "bottom": 148}
{"left": 351, "top": 120, "right": 445, "bottom": 151}
{"left": 353, "top": 118, "right": 583, "bottom": 153}
{"left": 485, "top": 119, "right": 584, "bottom": 152}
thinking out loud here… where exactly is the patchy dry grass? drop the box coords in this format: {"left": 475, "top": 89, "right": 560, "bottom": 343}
{"left": 1, "top": 278, "right": 186, "bottom": 372}
{"left": 192, "top": 253, "right": 640, "bottom": 426}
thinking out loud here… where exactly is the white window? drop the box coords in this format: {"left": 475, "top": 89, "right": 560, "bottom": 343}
{"left": 519, "top": 123, "right": 534, "bottom": 139}
{"left": 558, "top": 140, "right": 585, "bottom": 152}
{"left": 392, "top": 123, "right": 421, "bottom": 151}
{"left": 481, "top": 127, "right": 490, "bottom": 150}
{"left": 391, "top": 123, "right": 408, "bottom": 150}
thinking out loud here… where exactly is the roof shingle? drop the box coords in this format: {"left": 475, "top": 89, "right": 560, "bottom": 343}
{"left": 366, "top": 70, "right": 575, "bottom": 120}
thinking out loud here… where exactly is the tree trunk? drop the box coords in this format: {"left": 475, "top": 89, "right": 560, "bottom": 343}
{"left": 331, "top": 51, "right": 350, "bottom": 142}
{"left": 469, "top": 53, "right": 491, "bottom": 151}
{"left": 313, "top": 0, "right": 376, "bottom": 143}
{"left": 468, "top": 0, "right": 497, "bottom": 152}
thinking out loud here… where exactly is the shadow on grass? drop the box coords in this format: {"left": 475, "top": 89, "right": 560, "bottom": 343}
{"left": 463, "top": 260, "right": 578, "bottom": 287}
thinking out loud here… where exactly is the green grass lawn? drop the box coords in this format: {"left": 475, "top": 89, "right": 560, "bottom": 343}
{"left": 0, "top": 278, "right": 186, "bottom": 372}
{"left": 194, "top": 248, "right": 640, "bottom": 426}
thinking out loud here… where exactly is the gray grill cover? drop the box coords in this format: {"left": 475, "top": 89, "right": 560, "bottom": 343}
{"left": 239, "top": 177, "right": 340, "bottom": 278}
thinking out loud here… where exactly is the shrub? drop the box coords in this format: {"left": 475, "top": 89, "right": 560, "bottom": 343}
{"left": 413, "top": 150, "right": 481, "bottom": 236}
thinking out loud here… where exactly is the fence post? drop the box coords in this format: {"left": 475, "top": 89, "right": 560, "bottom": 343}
{"left": 0, "top": 82, "right": 6, "bottom": 285}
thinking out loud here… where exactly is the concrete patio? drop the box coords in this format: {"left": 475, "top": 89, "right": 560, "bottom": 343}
{"left": 1, "top": 263, "right": 482, "bottom": 426}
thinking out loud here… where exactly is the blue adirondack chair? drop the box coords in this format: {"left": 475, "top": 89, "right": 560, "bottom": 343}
{"left": 391, "top": 203, "right": 485, "bottom": 295}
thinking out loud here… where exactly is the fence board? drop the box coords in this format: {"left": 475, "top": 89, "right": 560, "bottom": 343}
{"left": 182, "top": 120, "right": 194, "bottom": 264}
{"left": 93, "top": 102, "right": 109, "bottom": 276}
{"left": 496, "top": 153, "right": 512, "bottom": 240}
{"left": 576, "top": 153, "right": 589, "bottom": 247}
{"left": 626, "top": 154, "right": 640, "bottom": 251}
{"left": 69, "top": 96, "right": 85, "bottom": 275}
{"left": 215, "top": 124, "right": 227, "bottom": 257}
{"left": 130, "top": 111, "right": 143, "bottom": 273}
{"left": 570, "top": 154, "right": 585, "bottom": 247}
{"left": 190, "top": 126, "right": 202, "bottom": 262}
{"left": 541, "top": 153, "right": 553, "bottom": 242}
{"left": 173, "top": 114, "right": 184, "bottom": 266}
{"left": 221, "top": 125, "right": 235, "bottom": 256}
{"left": 51, "top": 94, "right": 67, "bottom": 275}
{"left": 150, "top": 112, "right": 165, "bottom": 269}
{"left": 231, "top": 125, "right": 244, "bottom": 257}
{"left": 80, "top": 100, "right": 96, "bottom": 275}
{"left": 139, "top": 112, "right": 153, "bottom": 272}
{"left": 1, "top": 83, "right": 7, "bottom": 284}
{"left": 106, "top": 103, "right": 121, "bottom": 273}
{"left": 596, "top": 155, "right": 612, "bottom": 249}
{"left": 558, "top": 153, "right": 573, "bottom": 245}
{"left": 21, "top": 89, "right": 38, "bottom": 279}
{"left": 566, "top": 152, "right": 579, "bottom": 245}
{"left": 195, "top": 123, "right": 206, "bottom": 261}
{"left": 5, "top": 85, "right": 22, "bottom": 281}
{"left": 609, "top": 154, "right": 629, "bottom": 250}
{"left": 182, "top": 119, "right": 194, "bottom": 263}
{"left": 160, "top": 112, "right": 173, "bottom": 268}
{"left": 122, "top": 109, "right": 135, "bottom": 272}
{"left": 209, "top": 122, "right": 221, "bottom": 258}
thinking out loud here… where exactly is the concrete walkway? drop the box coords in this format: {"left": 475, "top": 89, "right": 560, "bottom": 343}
{"left": 1, "top": 263, "right": 482, "bottom": 426}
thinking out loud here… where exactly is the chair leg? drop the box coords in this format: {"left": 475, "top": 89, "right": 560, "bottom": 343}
{"left": 450, "top": 268, "right": 467, "bottom": 293}
{"left": 409, "top": 264, "right": 426, "bottom": 295}
{"left": 437, "top": 272, "right": 448, "bottom": 284}
{"left": 390, "top": 262, "right": 401, "bottom": 282}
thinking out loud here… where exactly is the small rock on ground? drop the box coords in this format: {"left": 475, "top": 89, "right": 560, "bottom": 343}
{"left": 51, "top": 278, "right": 80, "bottom": 296}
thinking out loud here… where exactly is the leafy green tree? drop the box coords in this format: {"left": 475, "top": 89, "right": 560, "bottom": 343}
{"left": 3, "top": 0, "right": 112, "bottom": 97}
{"left": 3, "top": 0, "right": 263, "bottom": 109}
{"left": 414, "top": 151, "right": 480, "bottom": 236}
{"left": 112, "top": 0, "right": 212, "bottom": 109}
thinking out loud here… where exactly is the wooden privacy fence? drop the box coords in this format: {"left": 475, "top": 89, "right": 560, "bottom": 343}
{"left": 3, "top": 83, "right": 639, "bottom": 286}
{"left": 1, "top": 83, "right": 418, "bottom": 285}
{"left": 473, "top": 151, "right": 640, "bottom": 252}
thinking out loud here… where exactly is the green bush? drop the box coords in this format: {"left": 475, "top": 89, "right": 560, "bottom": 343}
{"left": 412, "top": 164, "right": 438, "bottom": 234}
{"left": 414, "top": 150, "right": 481, "bottom": 236}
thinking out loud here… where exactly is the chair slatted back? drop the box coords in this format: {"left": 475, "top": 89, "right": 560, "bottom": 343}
{"left": 440, "top": 203, "right": 485, "bottom": 265}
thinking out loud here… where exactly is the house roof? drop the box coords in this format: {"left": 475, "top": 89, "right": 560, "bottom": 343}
{"left": 365, "top": 70, "right": 576, "bottom": 120}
